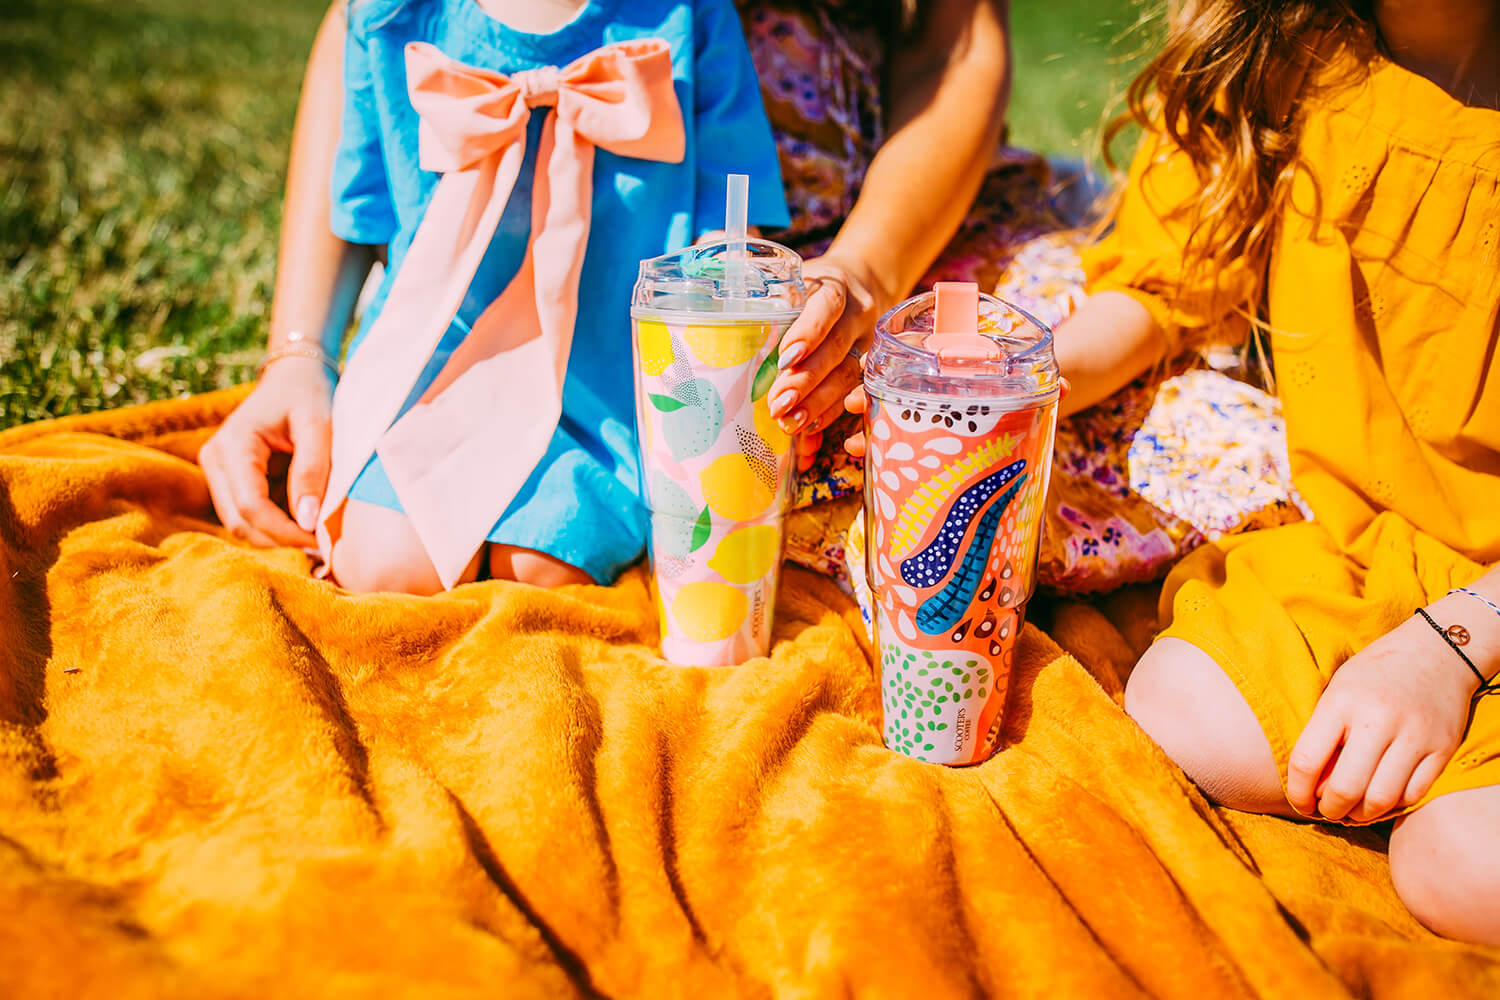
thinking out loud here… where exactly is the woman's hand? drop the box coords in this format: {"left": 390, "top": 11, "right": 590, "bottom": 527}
{"left": 1287, "top": 613, "right": 1483, "bottom": 823}
{"left": 199, "top": 358, "right": 335, "bottom": 548}
{"left": 768, "top": 254, "right": 888, "bottom": 470}
{"left": 841, "top": 381, "right": 871, "bottom": 459}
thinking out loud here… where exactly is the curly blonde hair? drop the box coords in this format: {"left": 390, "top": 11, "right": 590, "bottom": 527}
{"left": 1105, "top": 1, "right": 1380, "bottom": 313}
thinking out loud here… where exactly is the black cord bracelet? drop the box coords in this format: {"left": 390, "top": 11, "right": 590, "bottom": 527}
{"left": 1414, "top": 607, "right": 1498, "bottom": 695}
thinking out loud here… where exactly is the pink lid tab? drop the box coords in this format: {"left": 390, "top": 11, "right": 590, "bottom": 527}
{"left": 932, "top": 281, "right": 978, "bottom": 335}
{"left": 924, "top": 332, "right": 1002, "bottom": 363}
{"left": 924, "top": 281, "right": 1000, "bottom": 364}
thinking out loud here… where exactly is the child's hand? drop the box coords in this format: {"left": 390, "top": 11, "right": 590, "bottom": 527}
{"left": 199, "top": 357, "right": 335, "bottom": 549}
{"left": 1287, "top": 613, "right": 1483, "bottom": 823}
{"left": 769, "top": 255, "right": 884, "bottom": 469}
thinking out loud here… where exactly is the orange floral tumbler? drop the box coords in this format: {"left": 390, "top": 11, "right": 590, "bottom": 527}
{"left": 862, "top": 282, "right": 1060, "bottom": 763}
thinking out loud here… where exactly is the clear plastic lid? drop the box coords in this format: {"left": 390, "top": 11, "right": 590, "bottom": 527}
{"left": 630, "top": 236, "right": 806, "bottom": 321}
{"left": 632, "top": 174, "right": 805, "bottom": 321}
{"left": 863, "top": 284, "right": 1060, "bottom": 408}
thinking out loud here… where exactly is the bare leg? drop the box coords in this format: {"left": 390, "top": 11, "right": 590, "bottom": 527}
{"left": 488, "top": 544, "right": 593, "bottom": 587}
{"left": 1390, "top": 785, "right": 1500, "bottom": 945}
{"left": 329, "top": 499, "right": 481, "bottom": 595}
{"left": 1125, "top": 637, "right": 1291, "bottom": 815}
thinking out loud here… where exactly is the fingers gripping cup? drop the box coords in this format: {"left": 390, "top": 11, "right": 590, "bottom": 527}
{"left": 631, "top": 176, "right": 807, "bottom": 665}
{"left": 864, "top": 282, "right": 1060, "bottom": 764}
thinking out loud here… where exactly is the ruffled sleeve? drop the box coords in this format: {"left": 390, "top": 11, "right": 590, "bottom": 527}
{"left": 1081, "top": 130, "right": 1262, "bottom": 352}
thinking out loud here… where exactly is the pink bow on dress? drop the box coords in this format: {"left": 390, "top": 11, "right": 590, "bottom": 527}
{"left": 319, "top": 39, "right": 685, "bottom": 587}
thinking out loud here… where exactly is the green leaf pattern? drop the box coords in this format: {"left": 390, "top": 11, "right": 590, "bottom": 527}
{"left": 689, "top": 506, "right": 712, "bottom": 553}
{"left": 750, "top": 347, "right": 779, "bottom": 403}
{"left": 880, "top": 648, "right": 995, "bottom": 761}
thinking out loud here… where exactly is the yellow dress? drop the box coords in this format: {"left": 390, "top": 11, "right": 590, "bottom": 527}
{"left": 1087, "top": 52, "right": 1500, "bottom": 817}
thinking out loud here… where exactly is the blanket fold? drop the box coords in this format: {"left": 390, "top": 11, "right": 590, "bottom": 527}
{"left": 0, "top": 392, "right": 1496, "bottom": 998}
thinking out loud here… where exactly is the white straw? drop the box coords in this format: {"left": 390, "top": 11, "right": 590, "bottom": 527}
{"left": 725, "top": 174, "right": 749, "bottom": 309}
{"left": 725, "top": 173, "right": 749, "bottom": 243}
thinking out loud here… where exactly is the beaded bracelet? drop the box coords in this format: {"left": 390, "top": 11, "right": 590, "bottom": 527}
{"left": 1414, "top": 606, "right": 1499, "bottom": 696}
{"left": 1451, "top": 586, "right": 1500, "bottom": 620}
{"left": 256, "top": 330, "right": 340, "bottom": 379}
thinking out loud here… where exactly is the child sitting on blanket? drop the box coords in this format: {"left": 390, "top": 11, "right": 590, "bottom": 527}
{"left": 837, "top": 0, "right": 1498, "bottom": 943}
{"left": 233, "top": 0, "right": 787, "bottom": 595}
{"left": 201, "top": 0, "right": 1031, "bottom": 592}
{"left": 1064, "top": 0, "right": 1497, "bottom": 944}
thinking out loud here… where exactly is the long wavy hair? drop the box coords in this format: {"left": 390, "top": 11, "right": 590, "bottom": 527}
{"left": 1104, "top": 1, "right": 1381, "bottom": 320}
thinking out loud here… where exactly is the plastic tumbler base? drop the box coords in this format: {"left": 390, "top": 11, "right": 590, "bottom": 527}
{"left": 876, "top": 606, "right": 1007, "bottom": 765}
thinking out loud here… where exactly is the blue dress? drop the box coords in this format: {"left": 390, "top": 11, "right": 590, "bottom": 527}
{"left": 331, "top": 0, "right": 789, "bottom": 583}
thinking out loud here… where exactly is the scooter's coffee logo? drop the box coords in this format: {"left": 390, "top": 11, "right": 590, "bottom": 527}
{"left": 953, "top": 707, "right": 972, "bottom": 754}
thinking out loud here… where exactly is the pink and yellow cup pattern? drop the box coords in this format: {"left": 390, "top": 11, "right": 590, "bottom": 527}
{"left": 865, "top": 393, "right": 1057, "bottom": 764}
{"left": 633, "top": 315, "right": 798, "bottom": 665}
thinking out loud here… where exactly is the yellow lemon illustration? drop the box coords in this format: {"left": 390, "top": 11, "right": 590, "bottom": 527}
{"left": 699, "top": 452, "right": 775, "bottom": 521}
{"left": 752, "top": 393, "right": 791, "bottom": 456}
{"left": 707, "top": 524, "right": 781, "bottom": 584}
{"left": 684, "top": 323, "right": 767, "bottom": 368}
{"left": 671, "top": 581, "right": 748, "bottom": 642}
{"left": 637, "top": 320, "right": 675, "bottom": 376}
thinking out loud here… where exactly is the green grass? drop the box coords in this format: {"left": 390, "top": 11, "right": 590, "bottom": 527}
{"left": 1009, "top": 0, "right": 1155, "bottom": 161}
{"left": 0, "top": 0, "right": 323, "bottom": 426}
{"left": 0, "top": 0, "right": 1152, "bottom": 429}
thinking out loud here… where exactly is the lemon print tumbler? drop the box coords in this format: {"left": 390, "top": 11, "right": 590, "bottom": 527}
{"left": 631, "top": 176, "right": 807, "bottom": 665}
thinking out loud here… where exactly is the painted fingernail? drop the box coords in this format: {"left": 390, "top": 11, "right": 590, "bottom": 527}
{"left": 778, "top": 341, "right": 807, "bottom": 369}
{"left": 779, "top": 409, "right": 808, "bottom": 433}
{"left": 770, "top": 389, "right": 798, "bottom": 416}
{"left": 295, "top": 496, "right": 319, "bottom": 532}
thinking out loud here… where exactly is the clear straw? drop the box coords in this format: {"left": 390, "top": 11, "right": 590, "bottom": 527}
{"left": 724, "top": 173, "right": 749, "bottom": 310}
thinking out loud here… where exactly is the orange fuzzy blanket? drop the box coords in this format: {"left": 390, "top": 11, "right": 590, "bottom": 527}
{"left": 1, "top": 389, "right": 1496, "bottom": 998}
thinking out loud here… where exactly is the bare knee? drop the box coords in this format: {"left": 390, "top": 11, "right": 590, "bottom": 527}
{"left": 1390, "top": 787, "right": 1500, "bottom": 945}
{"left": 331, "top": 534, "right": 443, "bottom": 596}
{"left": 1125, "top": 638, "right": 1288, "bottom": 814}
{"left": 488, "top": 544, "right": 592, "bottom": 588}
{"left": 330, "top": 501, "right": 476, "bottom": 596}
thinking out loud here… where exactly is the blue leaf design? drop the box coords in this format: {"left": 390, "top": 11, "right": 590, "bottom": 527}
{"left": 899, "top": 459, "right": 1025, "bottom": 589}
{"left": 914, "top": 475, "right": 1026, "bottom": 635}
